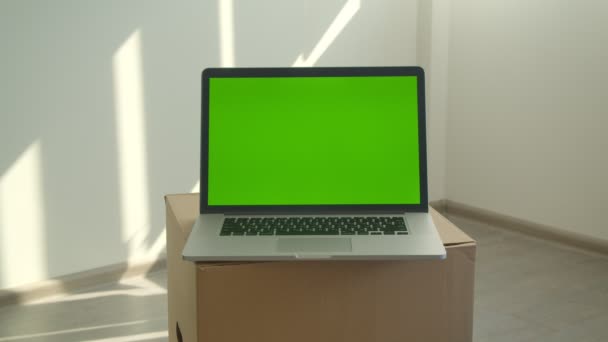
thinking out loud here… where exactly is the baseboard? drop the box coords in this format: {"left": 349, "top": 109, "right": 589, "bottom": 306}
{"left": 445, "top": 200, "right": 608, "bottom": 256}
{"left": 0, "top": 257, "right": 166, "bottom": 308}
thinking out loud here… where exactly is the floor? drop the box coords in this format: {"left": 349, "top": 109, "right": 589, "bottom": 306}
{"left": 0, "top": 272, "right": 168, "bottom": 342}
{"left": 0, "top": 215, "right": 607, "bottom": 342}
{"left": 450, "top": 215, "right": 608, "bottom": 342}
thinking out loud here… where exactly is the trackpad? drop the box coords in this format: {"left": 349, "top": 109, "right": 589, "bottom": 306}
{"left": 277, "top": 238, "right": 352, "bottom": 253}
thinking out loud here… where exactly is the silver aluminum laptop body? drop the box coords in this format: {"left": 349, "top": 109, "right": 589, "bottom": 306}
{"left": 184, "top": 212, "right": 445, "bottom": 261}
{"left": 183, "top": 67, "right": 446, "bottom": 261}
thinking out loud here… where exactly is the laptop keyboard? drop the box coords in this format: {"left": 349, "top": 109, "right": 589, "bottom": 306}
{"left": 220, "top": 216, "right": 408, "bottom": 236}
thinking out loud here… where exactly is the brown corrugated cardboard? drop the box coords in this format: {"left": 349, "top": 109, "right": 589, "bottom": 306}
{"left": 166, "top": 194, "right": 475, "bottom": 342}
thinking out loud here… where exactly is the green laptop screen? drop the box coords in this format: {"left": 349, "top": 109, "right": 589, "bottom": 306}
{"left": 207, "top": 76, "right": 420, "bottom": 206}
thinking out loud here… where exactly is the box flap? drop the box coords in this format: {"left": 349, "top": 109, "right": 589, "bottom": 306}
{"left": 430, "top": 207, "right": 475, "bottom": 246}
{"left": 165, "top": 193, "right": 199, "bottom": 237}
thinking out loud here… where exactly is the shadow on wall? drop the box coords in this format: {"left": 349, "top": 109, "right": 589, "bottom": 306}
{"left": 0, "top": 0, "right": 418, "bottom": 289}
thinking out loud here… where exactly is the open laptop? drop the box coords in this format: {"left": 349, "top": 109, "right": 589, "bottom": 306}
{"left": 183, "top": 66, "right": 446, "bottom": 261}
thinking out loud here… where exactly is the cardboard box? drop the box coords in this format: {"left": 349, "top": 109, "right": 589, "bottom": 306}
{"left": 166, "top": 194, "right": 475, "bottom": 342}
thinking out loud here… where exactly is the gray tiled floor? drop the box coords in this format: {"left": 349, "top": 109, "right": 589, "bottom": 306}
{"left": 0, "top": 272, "right": 168, "bottom": 342}
{"left": 0, "top": 216, "right": 607, "bottom": 341}
{"left": 449, "top": 215, "right": 608, "bottom": 342}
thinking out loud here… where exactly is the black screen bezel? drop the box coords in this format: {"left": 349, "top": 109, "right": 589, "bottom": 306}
{"left": 200, "top": 66, "right": 428, "bottom": 214}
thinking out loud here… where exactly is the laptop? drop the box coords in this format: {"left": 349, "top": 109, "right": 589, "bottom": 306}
{"left": 183, "top": 66, "right": 446, "bottom": 261}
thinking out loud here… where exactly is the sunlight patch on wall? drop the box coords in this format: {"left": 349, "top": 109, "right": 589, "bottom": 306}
{"left": 191, "top": 180, "right": 199, "bottom": 193}
{"left": 219, "top": 0, "right": 235, "bottom": 67}
{"left": 0, "top": 140, "right": 47, "bottom": 289}
{"left": 137, "top": 228, "right": 166, "bottom": 263}
{"left": 113, "top": 30, "right": 151, "bottom": 259}
{"left": 293, "top": 0, "right": 361, "bottom": 66}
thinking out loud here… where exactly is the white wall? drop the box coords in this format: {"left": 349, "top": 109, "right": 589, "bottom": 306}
{"left": 417, "top": 0, "right": 450, "bottom": 202}
{"left": 0, "top": 0, "right": 423, "bottom": 289}
{"left": 447, "top": 0, "right": 608, "bottom": 240}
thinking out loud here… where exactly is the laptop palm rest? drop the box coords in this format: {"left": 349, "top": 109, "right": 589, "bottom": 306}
{"left": 277, "top": 238, "right": 352, "bottom": 253}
